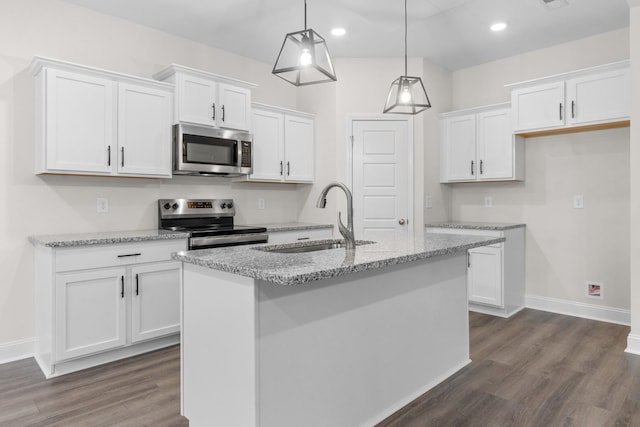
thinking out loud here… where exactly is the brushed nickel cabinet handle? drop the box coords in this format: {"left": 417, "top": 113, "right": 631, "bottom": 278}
{"left": 212, "top": 103, "right": 216, "bottom": 120}
{"left": 120, "top": 276, "right": 125, "bottom": 299}
{"left": 135, "top": 273, "right": 139, "bottom": 296}
{"left": 572, "top": 100, "right": 575, "bottom": 118}
{"left": 280, "top": 161, "right": 283, "bottom": 175}
{"left": 121, "top": 147, "right": 125, "bottom": 167}
{"left": 222, "top": 105, "right": 225, "bottom": 122}
{"left": 107, "top": 145, "right": 111, "bottom": 166}
{"left": 471, "top": 160, "right": 475, "bottom": 176}
{"left": 480, "top": 160, "right": 484, "bottom": 175}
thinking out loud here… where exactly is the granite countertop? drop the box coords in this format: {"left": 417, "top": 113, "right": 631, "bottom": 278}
{"left": 173, "top": 233, "right": 504, "bottom": 286}
{"left": 29, "top": 229, "right": 190, "bottom": 248}
{"left": 425, "top": 221, "right": 526, "bottom": 231}
{"left": 255, "top": 222, "right": 334, "bottom": 232}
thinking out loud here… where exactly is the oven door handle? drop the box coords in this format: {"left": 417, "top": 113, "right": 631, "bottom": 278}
{"left": 190, "top": 233, "right": 269, "bottom": 248}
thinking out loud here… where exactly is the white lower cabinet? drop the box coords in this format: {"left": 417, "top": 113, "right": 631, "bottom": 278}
{"left": 55, "top": 268, "right": 127, "bottom": 361}
{"left": 267, "top": 227, "right": 333, "bottom": 244}
{"left": 426, "top": 226, "right": 525, "bottom": 317}
{"left": 467, "top": 245, "right": 503, "bottom": 307}
{"left": 35, "top": 239, "right": 186, "bottom": 378}
{"left": 130, "top": 262, "right": 181, "bottom": 343}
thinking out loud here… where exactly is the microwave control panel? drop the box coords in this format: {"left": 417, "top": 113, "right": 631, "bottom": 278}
{"left": 241, "top": 141, "right": 252, "bottom": 168}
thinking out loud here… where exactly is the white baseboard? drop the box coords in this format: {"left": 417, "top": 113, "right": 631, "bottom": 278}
{"left": 525, "top": 294, "right": 630, "bottom": 326}
{"left": 625, "top": 334, "right": 640, "bottom": 355}
{"left": 0, "top": 338, "right": 35, "bottom": 364}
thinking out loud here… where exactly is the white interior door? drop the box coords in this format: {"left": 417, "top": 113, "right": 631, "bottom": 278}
{"left": 351, "top": 118, "right": 411, "bottom": 243}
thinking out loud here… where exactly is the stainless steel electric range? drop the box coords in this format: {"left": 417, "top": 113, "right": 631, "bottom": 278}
{"left": 158, "top": 198, "right": 268, "bottom": 249}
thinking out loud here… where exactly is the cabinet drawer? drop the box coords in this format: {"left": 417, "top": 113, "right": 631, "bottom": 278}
{"left": 426, "top": 227, "right": 503, "bottom": 248}
{"left": 55, "top": 239, "right": 187, "bottom": 272}
{"left": 268, "top": 228, "right": 333, "bottom": 244}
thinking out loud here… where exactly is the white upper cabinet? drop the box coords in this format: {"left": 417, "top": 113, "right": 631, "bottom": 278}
{"left": 245, "top": 103, "right": 315, "bottom": 183}
{"left": 31, "top": 56, "right": 174, "bottom": 178}
{"left": 440, "top": 104, "right": 524, "bottom": 183}
{"left": 40, "top": 68, "right": 115, "bottom": 174}
{"left": 154, "top": 64, "right": 255, "bottom": 132}
{"left": 117, "top": 83, "right": 173, "bottom": 177}
{"left": 284, "top": 114, "right": 314, "bottom": 182}
{"left": 510, "top": 81, "right": 565, "bottom": 132}
{"left": 508, "top": 61, "right": 630, "bottom": 134}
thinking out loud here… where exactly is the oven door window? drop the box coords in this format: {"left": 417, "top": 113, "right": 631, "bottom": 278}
{"left": 183, "top": 134, "right": 237, "bottom": 166}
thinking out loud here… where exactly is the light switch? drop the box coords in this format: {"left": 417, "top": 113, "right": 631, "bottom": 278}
{"left": 425, "top": 196, "right": 433, "bottom": 209}
{"left": 484, "top": 196, "right": 493, "bottom": 208}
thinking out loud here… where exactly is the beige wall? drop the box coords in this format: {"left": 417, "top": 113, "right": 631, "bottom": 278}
{"left": 449, "top": 29, "right": 631, "bottom": 310}
{"left": 0, "top": 0, "right": 308, "bottom": 345}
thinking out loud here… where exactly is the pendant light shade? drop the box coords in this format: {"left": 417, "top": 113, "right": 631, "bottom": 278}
{"left": 383, "top": 0, "right": 431, "bottom": 115}
{"left": 272, "top": 1, "right": 337, "bottom": 86}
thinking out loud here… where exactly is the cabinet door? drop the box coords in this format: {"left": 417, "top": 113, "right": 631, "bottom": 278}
{"left": 44, "top": 68, "right": 114, "bottom": 174}
{"left": 130, "top": 262, "right": 181, "bottom": 343}
{"left": 511, "top": 81, "right": 565, "bottom": 132}
{"left": 566, "top": 67, "right": 631, "bottom": 126}
{"left": 284, "top": 114, "right": 314, "bottom": 182}
{"left": 249, "top": 109, "right": 284, "bottom": 181}
{"left": 55, "top": 268, "right": 127, "bottom": 361}
{"left": 117, "top": 83, "right": 173, "bottom": 177}
{"left": 441, "top": 114, "right": 476, "bottom": 182}
{"left": 218, "top": 83, "right": 251, "bottom": 131}
{"left": 476, "top": 108, "right": 514, "bottom": 180}
{"left": 467, "top": 246, "right": 503, "bottom": 307}
{"left": 176, "top": 73, "right": 217, "bottom": 126}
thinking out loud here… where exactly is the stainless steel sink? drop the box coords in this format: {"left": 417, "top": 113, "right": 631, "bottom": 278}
{"left": 255, "top": 240, "right": 374, "bottom": 254}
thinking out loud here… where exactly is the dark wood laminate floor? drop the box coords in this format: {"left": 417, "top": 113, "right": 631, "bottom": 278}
{"left": 1, "top": 309, "right": 639, "bottom": 426}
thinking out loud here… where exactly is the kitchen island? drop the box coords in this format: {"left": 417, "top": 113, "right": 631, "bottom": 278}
{"left": 173, "top": 233, "right": 504, "bottom": 427}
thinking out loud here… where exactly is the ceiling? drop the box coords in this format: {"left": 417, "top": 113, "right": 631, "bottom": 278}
{"left": 62, "top": 0, "right": 630, "bottom": 71}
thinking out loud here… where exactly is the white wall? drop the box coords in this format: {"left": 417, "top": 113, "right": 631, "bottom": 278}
{"left": 0, "top": 0, "right": 309, "bottom": 345}
{"left": 628, "top": 1, "right": 640, "bottom": 345}
{"left": 448, "top": 28, "right": 630, "bottom": 311}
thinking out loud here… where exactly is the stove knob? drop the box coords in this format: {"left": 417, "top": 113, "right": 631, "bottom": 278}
{"left": 221, "top": 202, "right": 227, "bottom": 209}
{"left": 172, "top": 203, "right": 179, "bottom": 210}
{"left": 227, "top": 202, "right": 233, "bottom": 209}
{"left": 163, "top": 203, "right": 171, "bottom": 210}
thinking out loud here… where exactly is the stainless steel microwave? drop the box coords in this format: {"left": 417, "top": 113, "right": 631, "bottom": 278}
{"left": 173, "top": 124, "right": 252, "bottom": 176}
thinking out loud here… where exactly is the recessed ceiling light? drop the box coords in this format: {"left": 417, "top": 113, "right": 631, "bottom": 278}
{"left": 490, "top": 22, "right": 507, "bottom": 32}
{"left": 331, "top": 28, "right": 346, "bottom": 37}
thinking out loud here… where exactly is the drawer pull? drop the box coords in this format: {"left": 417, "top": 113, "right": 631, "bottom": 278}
{"left": 297, "top": 237, "right": 310, "bottom": 241}
{"left": 117, "top": 253, "right": 141, "bottom": 258}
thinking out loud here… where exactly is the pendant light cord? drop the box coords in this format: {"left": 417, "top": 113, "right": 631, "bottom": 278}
{"left": 404, "top": 0, "right": 408, "bottom": 76}
{"left": 304, "top": 0, "right": 307, "bottom": 30}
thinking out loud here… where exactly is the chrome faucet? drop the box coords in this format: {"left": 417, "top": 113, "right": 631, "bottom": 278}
{"left": 316, "top": 181, "right": 355, "bottom": 251}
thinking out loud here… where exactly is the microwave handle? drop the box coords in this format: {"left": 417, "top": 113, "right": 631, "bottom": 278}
{"left": 211, "top": 103, "right": 216, "bottom": 121}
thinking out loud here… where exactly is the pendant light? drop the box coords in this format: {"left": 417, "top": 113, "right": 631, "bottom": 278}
{"left": 272, "top": 0, "right": 337, "bottom": 86}
{"left": 383, "top": 0, "right": 431, "bottom": 114}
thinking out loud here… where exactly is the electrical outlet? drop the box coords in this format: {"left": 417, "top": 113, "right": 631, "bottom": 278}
{"left": 586, "top": 281, "right": 603, "bottom": 299}
{"left": 484, "top": 196, "right": 493, "bottom": 208}
{"left": 573, "top": 194, "right": 584, "bottom": 209}
{"left": 425, "top": 196, "right": 433, "bottom": 209}
{"left": 258, "top": 198, "right": 265, "bottom": 210}
{"left": 97, "top": 197, "right": 109, "bottom": 213}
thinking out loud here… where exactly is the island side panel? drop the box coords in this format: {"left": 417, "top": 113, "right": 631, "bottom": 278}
{"left": 257, "top": 253, "right": 470, "bottom": 427}
{"left": 181, "top": 264, "right": 258, "bottom": 427}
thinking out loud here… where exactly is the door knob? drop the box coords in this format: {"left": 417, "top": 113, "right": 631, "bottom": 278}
{"left": 398, "top": 218, "right": 406, "bottom": 225}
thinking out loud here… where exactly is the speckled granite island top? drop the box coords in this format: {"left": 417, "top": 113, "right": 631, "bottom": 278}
{"left": 426, "top": 221, "right": 526, "bottom": 231}
{"left": 172, "top": 233, "right": 504, "bottom": 286}
{"left": 256, "top": 222, "right": 333, "bottom": 232}
{"left": 29, "top": 229, "right": 189, "bottom": 247}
